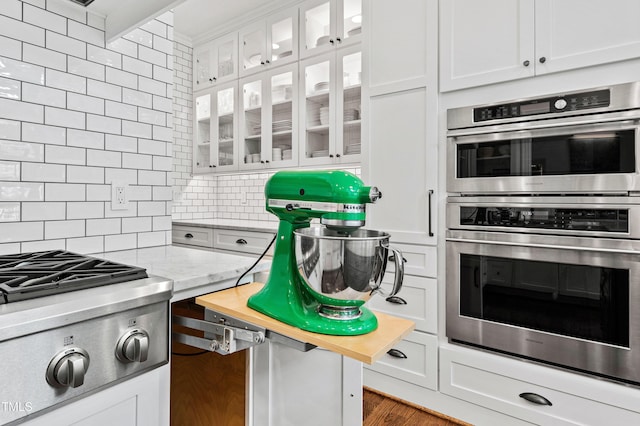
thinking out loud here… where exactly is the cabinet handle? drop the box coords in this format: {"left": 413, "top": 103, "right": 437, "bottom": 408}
{"left": 236, "top": 239, "right": 248, "bottom": 245}
{"left": 329, "top": 154, "right": 334, "bottom": 158}
{"left": 539, "top": 57, "right": 546, "bottom": 63}
{"left": 519, "top": 392, "right": 552, "bottom": 406}
{"left": 523, "top": 60, "right": 530, "bottom": 67}
{"left": 386, "top": 296, "right": 407, "bottom": 305}
{"left": 388, "top": 255, "right": 407, "bottom": 263}
{"left": 265, "top": 160, "right": 270, "bottom": 163}
{"left": 260, "top": 160, "right": 265, "bottom": 164}
{"left": 387, "top": 348, "right": 407, "bottom": 359}
{"left": 428, "top": 189, "right": 434, "bottom": 237}
{"left": 265, "top": 60, "right": 270, "bottom": 64}
{"left": 260, "top": 61, "right": 265, "bottom": 65}
{"left": 336, "top": 154, "right": 341, "bottom": 158}
{"left": 329, "top": 38, "right": 335, "bottom": 45}
{"left": 209, "top": 78, "right": 213, "bottom": 82}
{"left": 336, "top": 37, "right": 341, "bottom": 43}
{"left": 185, "top": 233, "right": 194, "bottom": 239}
{"left": 212, "top": 164, "right": 217, "bottom": 168}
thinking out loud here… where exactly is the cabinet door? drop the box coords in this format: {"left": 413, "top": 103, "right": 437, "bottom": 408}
{"left": 336, "top": 47, "right": 362, "bottom": 161}
{"left": 240, "top": 22, "right": 267, "bottom": 76}
{"left": 193, "top": 45, "right": 213, "bottom": 90}
{"left": 268, "top": 9, "right": 299, "bottom": 67}
{"left": 535, "top": 0, "right": 640, "bottom": 76}
{"left": 439, "top": 0, "right": 535, "bottom": 92}
{"left": 269, "top": 64, "right": 298, "bottom": 168}
{"left": 213, "top": 82, "right": 239, "bottom": 172}
{"left": 337, "top": 0, "right": 363, "bottom": 47}
{"left": 239, "top": 76, "right": 266, "bottom": 169}
{"left": 193, "top": 91, "right": 214, "bottom": 172}
{"left": 300, "top": 0, "right": 335, "bottom": 58}
{"left": 215, "top": 33, "right": 239, "bottom": 83}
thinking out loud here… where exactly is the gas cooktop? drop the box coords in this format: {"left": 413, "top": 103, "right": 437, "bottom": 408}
{"left": 0, "top": 250, "right": 148, "bottom": 304}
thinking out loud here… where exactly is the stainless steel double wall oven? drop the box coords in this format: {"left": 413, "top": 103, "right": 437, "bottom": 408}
{"left": 445, "top": 82, "right": 640, "bottom": 384}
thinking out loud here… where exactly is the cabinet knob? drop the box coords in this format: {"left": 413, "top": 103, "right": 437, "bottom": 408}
{"left": 265, "top": 60, "right": 270, "bottom": 64}
{"left": 209, "top": 78, "right": 213, "bottom": 82}
{"left": 265, "top": 160, "right": 270, "bottom": 163}
{"left": 539, "top": 56, "right": 546, "bottom": 63}
{"left": 212, "top": 164, "right": 217, "bottom": 168}
{"left": 260, "top": 61, "right": 265, "bottom": 65}
{"left": 523, "top": 60, "right": 530, "bottom": 67}
{"left": 260, "top": 160, "right": 265, "bottom": 164}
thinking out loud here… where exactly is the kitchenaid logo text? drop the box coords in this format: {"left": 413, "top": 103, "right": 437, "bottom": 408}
{"left": 340, "top": 204, "right": 364, "bottom": 212}
{"left": 1, "top": 401, "right": 33, "bottom": 413}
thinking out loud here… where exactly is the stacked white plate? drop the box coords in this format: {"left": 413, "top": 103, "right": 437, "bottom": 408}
{"left": 314, "top": 81, "right": 329, "bottom": 93}
{"left": 272, "top": 147, "right": 282, "bottom": 161}
{"left": 345, "top": 144, "right": 361, "bottom": 155}
{"left": 316, "top": 35, "right": 331, "bottom": 47}
{"left": 282, "top": 149, "right": 292, "bottom": 160}
{"left": 312, "top": 149, "right": 329, "bottom": 158}
{"left": 319, "top": 107, "right": 329, "bottom": 125}
{"left": 343, "top": 108, "right": 359, "bottom": 121}
{"left": 272, "top": 119, "right": 292, "bottom": 132}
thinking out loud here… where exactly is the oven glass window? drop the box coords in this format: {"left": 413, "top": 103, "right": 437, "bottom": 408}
{"left": 457, "top": 129, "right": 635, "bottom": 178}
{"left": 459, "top": 254, "right": 630, "bottom": 347}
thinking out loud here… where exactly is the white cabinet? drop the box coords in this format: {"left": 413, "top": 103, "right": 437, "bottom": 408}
{"left": 193, "top": 33, "right": 238, "bottom": 90}
{"left": 299, "top": 45, "right": 362, "bottom": 166}
{"left": 239, "top": 8, "right": 299, "bottom": 77}
{"left": 239, "top": 63, "right": 299, "bottom": 170}
{"left": 193, "top": 82, "right": 239, "bottom": 173}
{"left": 300, "top": 0, "right": 362, "bottom": 59}
{"left": 440, "top": 0, "right": 640, "bottom": 91}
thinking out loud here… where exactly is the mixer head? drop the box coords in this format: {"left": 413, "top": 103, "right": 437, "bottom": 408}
{"left": 264, "top": 170, "right": 382, "bottom": 230}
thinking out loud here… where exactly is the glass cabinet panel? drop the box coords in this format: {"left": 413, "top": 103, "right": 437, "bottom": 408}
{"left": 242, "top": 28, "right": 265, "bottom": 74}
{"left": 271, "top": 70, "right": 294, "bottom": 164}
{"left": 271, "top": 17, "right": 294, "bottom": 63}
{"left": 341, "top": 51, "right": 361, "bottom": 156}
{"left": 194, "top": 48, "right": 211, "bottom": 88}
{"left": 195, "top": 93, "right": 212, "bottom": 170}
{"left": 342, "top": 0, "right": 362, "bottom": 41}
{"left": 217, "top": 38, "right": 236, "bottom": 80}
{"left": 303, "top": 60, "right": 331, "bottom": 161}
{"left": 304, "top": 1, "right": 331, "bottom": 51}
{"left": 217, "top": 87, "right": 235, "bottom": 167}
{"left": 242, "top": 79, "right": 263, "bottom": 165}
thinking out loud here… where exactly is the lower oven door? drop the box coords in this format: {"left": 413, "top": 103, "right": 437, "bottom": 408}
{"left": 446, "top": 231, "right": 639, "bottom": 384}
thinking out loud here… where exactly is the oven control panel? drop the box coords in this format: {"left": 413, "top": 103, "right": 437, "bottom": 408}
{"left": 459, "top": 206, "right": 628, "bottom": 233}
{"left": 473, "top": 89, "right": 611, "bottom": 122}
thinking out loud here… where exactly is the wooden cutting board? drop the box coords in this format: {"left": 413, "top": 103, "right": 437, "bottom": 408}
{"left": 196, "top": 282, "right": 416, "bottom": 365}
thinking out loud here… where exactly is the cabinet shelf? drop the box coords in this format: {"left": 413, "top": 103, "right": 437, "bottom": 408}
{"left": 244, "top": 134, "right": 261, "bottom": 140}
{"left": 344, "top": 119, "right": 361, "bottom": 127}
{"left": 306, "top": 124, "right": 329, "bottom": 134}
{"left": 306, "top": 90, "right": 330, "bottom": 102}
{"left": 219, "top": 138, "right": 234, "bottom": 144}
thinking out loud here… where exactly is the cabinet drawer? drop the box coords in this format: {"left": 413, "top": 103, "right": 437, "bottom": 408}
{"left": 385, "top": 242, "right": 436, "bottom": 278}
{"left": 214, "top": 229, "right": 275, "bottom": 255}
{"left": 440, "top": 346, "right": 640, "bottom": 425}
{"left": 172, "top": 226, "right": 214, "bottom": 247}
{"left": 368, "top": 275, "right": 436, "bottom": 334}
{"left": 364, "top": 331, "right": 437, "bottom": 390}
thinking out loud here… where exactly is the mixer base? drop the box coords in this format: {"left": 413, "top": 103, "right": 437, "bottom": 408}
{"left": 317, "top": 304, "right": 362, "bottom": 320}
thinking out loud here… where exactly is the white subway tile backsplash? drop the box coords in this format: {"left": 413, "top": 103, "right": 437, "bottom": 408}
{"left": 2, "top": 0, "right": 23, "bottom": 20}
{"left": 67, "top": 93, "right": 105, "bottom": 115}
{"left": 45, "top": 145, "right": 85, "bottom": 165}
{"left": 153, "top": 125, "right": 173, "bottom": 142}
{"left": 46, "top": 68, "right": 86, "bottom": 94}
{"left": 129, "top": 185, "right": 151, "bottom": 201}
{"left": 68, "top": 129, "right": 105, "bottom": 150}
{"left": 67, "top": 165, "right": 104, "bottom": 184}
{"left": 123, "top": 29, "right": 152, "bottom": 48}
{"left": 152, "top": 215, "right": 171, "bottom": 231}
{"left": 105, "top": 168, "right": 137, "bottom": 184}
{"left": 23, "top": 4, "right": 67, "bottom": 34}
{"left": 67, "top": 201, "right": 104, "bottom": 219}
{"left": 68, "top": 56, "right": 106, "bottom": 81}
{"left": 138, "top": 107, "right": 165, "bottom": 126}
{"left": 66, "top": 235, "right": 103, "bottom": 254}
{"left": 138, "top": 170, "right": 165, "bottom": 185}
{"left": 87, "top": 114, "right": 121, "bottom": 134}
{"left": 121, "top": 55, "right": 153, "bottom": 78}
{"left": 22, "top": 0, "right": 46, "bottom": 8}
{"left": 0, "top": 140, "right": 44, "bottom": 162}
{"left": 122, "top": 88, "right": 152, "bottom": 108}
{"left": 105, "top": 100, "right": 137, "bottom": 120}
{"left": 104, "top": 233, "right": 137, "bottom": 252}
{"left": 0, "top": 160, "right": 20, "bottom": 181}
{"left": 87, "top": 45, "right": 121, "bottom": 69}
{"left": 87, "top": 149, "right": 120, "bottom": 167}
{"left": 45, "top": 106, "right": 85, "bottom": 129}
{"left": 140, "top": 19, "right": 167, "bottom": 38}
{"left": 46, "top": 30, "right": 87, "bottom": 59}
{"left": 105, "top": 67, "right": 137, "bottom": 90}
{"left": 23, "top": 43, "right": 67, "bottom": 71}
{"left": 0, "top": 182, "right": 43, "bottom": 201}
{"left": 0, "top": 118, "right": 20, "bottom": 140}
{"left": 0, "top": 15, "right": 45, "bottom": 46}
{"left": 86, "top": 217, "right": 120, "bottom": 235}
{"left": 138, "top": 139, "right": 166, "bottom": 156}
{"left": 153, "top": 155, "right": 172, "bottom": 171}
{"left": 152, "top": 35, "right": 173, "bottom": 55}
{"left": 22, "top": 122, "right": 66, "bottom": 145}
{"left": 138, "top": 201, "right": 165, "bottom": 216}
{"left": 152, "top": 95, "right": 172, "bottom": 113}
{"left": 87, "top": 80, "right": 122, "bottom": 102}
{"left": 121, "top": 216, "right": 151, "bottom": 233}
{"left": 105, "top": 134, "right": 137, "bottom": 153}
{"left": 68, "top": 20, "right": 104, "bottom": 47}
{"left": 107, "top": 38, "right": 137, "bottom": 58}
{"left": 153, "top": 186, "right": 172, "bottom": 201}
{"left": 0, "top": 98, "right": 44, "bottom": 123}
{"left": 46, "top": 0, "right": 86, "bottom": 24}
{"left": 0, "top": 77, "right": 20, "bottom": 100}
{"left": 0, "top": 56, "right": 45, "bottom": 84}
{"left": 137, "top": 231, "right": 165, "bottom": 247}
{"left": 0, "top": 34, "right": 22, "bottom": 60}
{"left": 86, "top": 13, "right": 105, "bottom": 31}
{"left": 122, "top": 120, "right": 151, "bottom": 138}
{"left": 22, "top": 83, "right": 66, "bottom": 108}
{"left": 21, "top": 239, "right": 64, "bottom": 252}
{"left": 153, "top": 65, "right": 173, "bottom": 84}
{"left": 122, "top": 153, "right": 152, "bottom": 170}
{"left": 22, "top": 162, "right": 65, "bottom": 182}
{"left": 0, "top": 221, "right": 43, "bottom": 243}
{"left": 22, "top": 201, "right": 65, "bottom": 220}
{"left": 138, "top": 76, "right": 165, "bottom": 96}
{"left": 0, "top": 202, "right": 20, "bottom": 222}
{"left": 45, "top": 219, "right": 85, "bottom": 239}
{"left": 86, "top": 184, "right": 111, "bottom": 201}
{"left": 45, "top": 183, "right": 85, "bottom": 201}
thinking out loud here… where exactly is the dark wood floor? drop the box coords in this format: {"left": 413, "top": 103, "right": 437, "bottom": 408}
{"left": 364, "top": 387, "right": 472, "bottom": 426}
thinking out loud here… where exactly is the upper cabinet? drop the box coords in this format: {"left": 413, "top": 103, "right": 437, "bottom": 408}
{"left": 440, "top": 0, "right": 640, "bottom": 92}
{"left": 193, "top": 33, "right": 239, "bottom": 90}
{"left": 300, "top": 0, "right": 362, "bottom": 58}
{"left": 239, "top": 8, "right": 299, "bottom": 77}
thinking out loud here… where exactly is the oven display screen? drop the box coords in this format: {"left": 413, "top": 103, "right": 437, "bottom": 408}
{"left": 520, "top": 101, "right": 550, "bottom": 115}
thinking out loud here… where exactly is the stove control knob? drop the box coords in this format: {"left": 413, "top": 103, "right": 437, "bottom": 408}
{"left": 116, "top": 329, "right": 150, "bottom": 363}
{"left": 46, "top": 347, "right": 90, "bottom": 388}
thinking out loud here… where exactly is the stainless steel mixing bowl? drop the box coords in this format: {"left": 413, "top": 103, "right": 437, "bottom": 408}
{"left": 294, "top": 227, "right": 404, "bottom": 308}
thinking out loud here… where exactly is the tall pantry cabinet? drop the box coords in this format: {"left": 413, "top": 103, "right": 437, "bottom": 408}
{"left": 361, "top": 0, "right": 440, "bottom": 397}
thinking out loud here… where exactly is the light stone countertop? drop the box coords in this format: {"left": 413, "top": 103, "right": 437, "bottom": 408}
{"left": 172, "top": 218, "right": 278, "bottom": 232}
{"left": 97, "top": 245, "right": 271, "bottom": 301}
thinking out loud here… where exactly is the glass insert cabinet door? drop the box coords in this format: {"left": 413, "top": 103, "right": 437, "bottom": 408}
{"left": 340, "top": 50, "right": 361, "bottom": 157}
{"left": 302, "top": 56, "right": 333, "bottom": 163}
{"left": 216, "top": 85, "right": 236, "bottom": 169}
{"left": 301, "top": 0, "right": 362, "bottom": 57}
{"left": 217, "top": 36, "right": 237, "bottom": 81}
{"left": 241, "top": 78, "right": 264, "bottom": 165}
{"left": 271, "top": 68, "right": 296, "bottom": 166}
{"left": 194, "top": 92, "right": 213, "bottom": 171}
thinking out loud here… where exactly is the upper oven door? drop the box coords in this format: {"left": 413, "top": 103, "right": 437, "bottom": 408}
{"left": 447, "top": 117, "right": 640, "bottom": 194}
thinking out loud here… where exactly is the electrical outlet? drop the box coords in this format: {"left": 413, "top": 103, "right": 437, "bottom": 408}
{"left": 111, "top": 182, "right": 129, "bottom": 211}
{"left": 240, "top": 190, "right": 248, "bottom": 205}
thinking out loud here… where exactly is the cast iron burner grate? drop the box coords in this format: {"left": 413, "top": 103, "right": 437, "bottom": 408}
{"left": 0, "top": 250, "right": 148, "bottom": 304}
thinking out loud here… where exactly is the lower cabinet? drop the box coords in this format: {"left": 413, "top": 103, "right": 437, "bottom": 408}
{"left": 172, "top": 224, "right": 275, "bottom": 257}
{"left": 440, "top": 345, "right": 640, "bottom": 425}
{"left": 172, "top": 225, "right": 214, "bottom": 248}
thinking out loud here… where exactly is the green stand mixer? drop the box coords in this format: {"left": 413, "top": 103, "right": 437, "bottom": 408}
{"left": 247, "top": 170, "right": 404, "bottom": 336}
